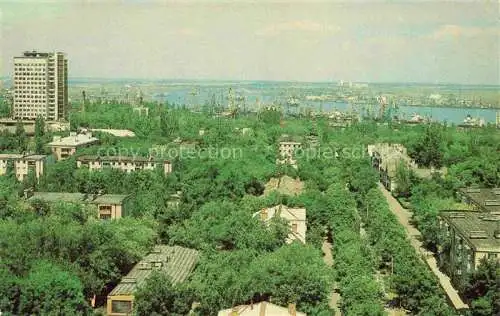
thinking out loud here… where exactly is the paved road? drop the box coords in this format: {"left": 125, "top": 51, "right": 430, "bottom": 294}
{"left": 322, "top": 240, "right": 342, "bottom": 316}
{"left": 378, "top": 183, "right": 469, "bottom": 311}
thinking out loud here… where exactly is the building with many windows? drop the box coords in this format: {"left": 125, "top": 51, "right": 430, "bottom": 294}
{"left": 438, "top": 210, "right": 500, "bottom": 286}
{"left": 76, "top": 155, "right": 172, "bottom": 176}
{"left": 277, "top": 135, "right": 303, "bottom": 169}
{"left": 0, "top": 153, "right": 46, "bottom": 182}
{"left": 12, "top": 51, "right": 68, "bottom": 121}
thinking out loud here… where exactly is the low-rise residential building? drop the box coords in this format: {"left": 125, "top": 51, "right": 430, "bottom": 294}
{"left": 26, "top": 191, "right": 132, "bottom": 220}
{"left": 132, "top": 106, "right": 149, "bottom": 116}
{"left": 167, "top": 191, "right": 182, "bottom": 208}
{"left": 218, "top": 302, "right": 305, "bottom": 316}
{"left": 279, "top": 141, "right": 302, "bottom": 159}
{"left": 76, "top": 155, "right": 172, "bottom": 176}
{"left": 438, "top": 211, "right": 500, "bottom": 285}
{"left": 368, "top": 143, "right": 417, "bottom": 192}
{"left": 254, "top": 204, "right": 307, "bottom": 244}
{"left": 328, "top": 111, "right": 358, "bottom": 128}
{"left": 277, "top": 136, "right": 303, "bottom": 169}
{"left": 0, "top": 153, "right": 46, "bottom": 182}
{"left": 0, "top": 119, "right": 70, "bottom": 135}
{"left": 107, "top": 245, "right": 199, "bottom": 316}
{"left": 457, "top": 187, "right": 500, "bottom": 213}
{"left": 47, "top": 132, "right": 99, "bottom": 160}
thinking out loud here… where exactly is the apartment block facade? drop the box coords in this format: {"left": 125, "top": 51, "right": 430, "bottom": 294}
{"left": 277, "top": 139, "right": 302, "bottom": 169}
{"left": 76, "top": 155, "right": 172, "bottom": 176}
{"left": 438, "top": 211, "right": 500, "bottom": 286}
{"left": 13, "top": 51, "right": 68, "bottom": 121}
{"left": 0, "top": 154, "right": 46, "bottom": 182}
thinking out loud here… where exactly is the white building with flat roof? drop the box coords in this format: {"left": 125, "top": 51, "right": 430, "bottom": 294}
{"left": 47, "top": 132, "right": 99, "bottom": 160}
{"left": 0, "top": 153, "right": 46, "bottom": 182}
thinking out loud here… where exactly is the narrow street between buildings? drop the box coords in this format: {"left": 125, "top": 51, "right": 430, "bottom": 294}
{"left": 321, "top": 239, "right": 342, "bottom": 316}
{"left": 377, "top": 183, "right": 469, "bottom": 310}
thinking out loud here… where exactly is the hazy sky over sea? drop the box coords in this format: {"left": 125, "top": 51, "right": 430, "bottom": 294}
{"left": 1, "top": 0, "right": 499, "bottom": 84}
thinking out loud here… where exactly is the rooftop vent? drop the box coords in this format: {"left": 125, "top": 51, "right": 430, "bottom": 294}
{"left": 449, "top": 213, "right": 466, "bottom": 219}
{"left": 494, "top": 230, "right": 500, "bottom": 239}
{"left": 151, "top": 261, "right": 163, "bottom": 269}
{"left": 469, "top": 230, "right": 488, "bottom": 239}
{"left": 122, "top": 277, "right": 136, "bottom": 284}
{"left": 479, "top": 214, "right": 500, "bottom": 221}
{"left": 485, "top": 200, "right": 500, "bottom": 206}
{"left": 138, "top": 262, "right": 152, "bottom": 270}
{"left": 466, "top": 188, "right": 481, "bottom": 193}
{"left": 151, "top": 247, "right": 162, "bottom": 254}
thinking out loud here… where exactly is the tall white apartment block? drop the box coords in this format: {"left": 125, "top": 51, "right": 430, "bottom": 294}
{"left": 12, "top": 51, "right": 68, "bottom": 121}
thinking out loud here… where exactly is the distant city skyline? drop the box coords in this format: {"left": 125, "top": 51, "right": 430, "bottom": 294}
{"left": 1, "top": 1, "right": 499, "bottom": 85}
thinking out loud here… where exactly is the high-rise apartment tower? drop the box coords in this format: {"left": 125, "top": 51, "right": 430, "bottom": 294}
{"left": 12, "top": 51, "right": 68, "bottom": 121}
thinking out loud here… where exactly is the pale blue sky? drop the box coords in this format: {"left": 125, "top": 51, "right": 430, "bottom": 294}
{"left": 1, "top": 0, "right": 499, "bottom": 84}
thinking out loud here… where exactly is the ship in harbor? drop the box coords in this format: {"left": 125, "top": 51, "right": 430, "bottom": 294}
{"left": 458, "top": 114, "right": 485, "bottom": 128}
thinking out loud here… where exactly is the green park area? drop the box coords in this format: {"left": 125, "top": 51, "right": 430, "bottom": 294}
{"left": 0, "top": 100, "right": 499, "bottom": 315}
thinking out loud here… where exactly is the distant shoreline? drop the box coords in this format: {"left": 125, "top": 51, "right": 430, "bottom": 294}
{"left": 1, "top": 77, "right": 500, "bottom": 88}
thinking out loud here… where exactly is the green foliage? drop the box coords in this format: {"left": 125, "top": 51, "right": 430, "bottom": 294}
{"left": 160, "top": 110, "right": 180, "bottom": 137}
{"left": 465, "top": 259, "right": 500, "bottom": 315}
{"left": 34, "top": 115, "right": 45, "bottom": 154}
{"left": 14, "top": 121, "right": 27, "bottom": 152}
{"left": 135, "top": 272, "right": 193, "bottom": 316}
{"left": 325, "top": 184, "right": 385, "bottom": 315}
{"left": 0, "top": 95, "right": 10, "bottom": 117}
{"left": 394, "top": 159, "right": 416, "bottom": 198}
{"left": 0, "top": 207, "right": 156, "bottom": 307}
{"left": 259, "top": 107, "right": 281, "bottom": 125}
{"left": 18, "top": 261, "right": 89, "bottom": 315}
{"left": 0, "top": 265, "right": 20, "bottom": 313}
{"left": 1, "top": 103, "right": 497, "bottom": 315}
{"left": 409, "top": 123, "right": 444, "bottom": 168}
{"left": 362, "top": 189, "right": 455, "bottom": 315}
{"left": 189, "top": 244, "right": 333, "bottom": 315}
{"left": 168, "top": 200, "right": 289, "bottom": 251}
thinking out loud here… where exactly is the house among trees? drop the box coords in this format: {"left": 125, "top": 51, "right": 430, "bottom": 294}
{"left": 0, "top": 153, "right": 46, "bottom": 182}
{"left": 254, "top": 205, "right": 307, "bottom": 244}
{"left": 26, "top": 191, "right": 132, "bottom": 220}
{"left": 368, "top": 143, "right": 417, "bottom": 192}
{"left": 107, "top": 245, "right": 199, "bottom": 316}
{"left": 47, "top": 131, "right": 99, "bottom": 160}
{"left": 77, "top": 155, "right": 172, "bottom": 176}
{"left": 277, "top": 135, "right": 302, "bottom": 169}
{"left": 218, "top": 302, "right": 305, "bottom": 316}
{"left": 167, "top": 191, "right": 182, "bottom": 208}
{"left": 438, "top": 210, "right": 500, "bottom": 287}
